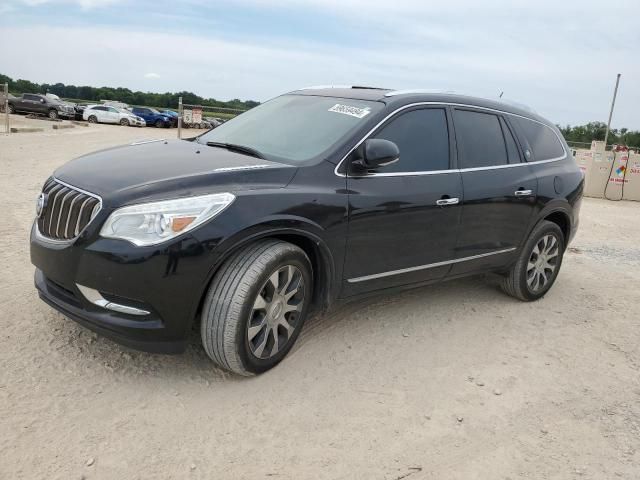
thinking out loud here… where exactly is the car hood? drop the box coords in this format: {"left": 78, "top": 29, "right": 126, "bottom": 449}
{"left": 54, "top": 139, "right": 297, "bottom": 207}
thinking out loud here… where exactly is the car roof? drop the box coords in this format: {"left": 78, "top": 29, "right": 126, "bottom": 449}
{"left": 288, "top": 86, "right": 551, "bottom": 126}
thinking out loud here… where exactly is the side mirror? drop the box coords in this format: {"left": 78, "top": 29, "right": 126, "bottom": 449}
{"left": 40, "top": 99, "right": 46, "bottom": 104}
{"left": 353, "top": 139, "right": 400, "bottom": 171}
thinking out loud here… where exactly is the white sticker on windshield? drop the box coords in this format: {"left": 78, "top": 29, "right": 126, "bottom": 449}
{"left": 328, "top": 104, "right": 371, "bottom": 119}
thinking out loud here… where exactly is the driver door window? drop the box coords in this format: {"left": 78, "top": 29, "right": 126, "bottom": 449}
{"left": 369, "top": 108, "right": 450, "bottom": 173}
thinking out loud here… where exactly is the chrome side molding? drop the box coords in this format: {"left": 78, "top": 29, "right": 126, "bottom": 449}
{"left": 347, "top": 247, "right": 517, "bottom": 283}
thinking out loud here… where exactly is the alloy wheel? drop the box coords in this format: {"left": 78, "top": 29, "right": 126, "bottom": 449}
{"left": 247, "top": 265, "right": 305, "bottom": 359}
{"left": 526, "top": 234, "right": 559, "bottom": 293}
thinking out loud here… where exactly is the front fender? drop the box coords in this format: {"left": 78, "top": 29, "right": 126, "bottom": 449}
{"left": 195, "top": 217, "right": 339, "bottom": 315}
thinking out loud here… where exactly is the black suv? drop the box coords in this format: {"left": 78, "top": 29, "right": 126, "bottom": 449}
{"left": 30, "top": 87, "right": 583, "bottom": 375}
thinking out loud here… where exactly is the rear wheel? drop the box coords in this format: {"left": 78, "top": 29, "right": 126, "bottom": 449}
{"left": 48, "top": 109, "right": 59, "bottom": 120}
{"left": 88, "top": 115, "right": 98, "bottom": 124}
{"left": 119, "top": 118, "right": 129, "bottom": 126}
{"left": 8, "top": 104, "right": 15, "bottom": 114}
{"left": 201, "top": 240, "right": 312, "bottom": 375}
{"left": 500, "top": 220, "right": 565, "bottom": 301}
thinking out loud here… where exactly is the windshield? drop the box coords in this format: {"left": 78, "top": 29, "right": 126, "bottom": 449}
{"left": 197, "top": 95, "right": 383, "bottom": 164}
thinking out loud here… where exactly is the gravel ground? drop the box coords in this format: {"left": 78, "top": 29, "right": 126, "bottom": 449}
{"left": 1, "top": 122, "right": 639, "bottom": 480}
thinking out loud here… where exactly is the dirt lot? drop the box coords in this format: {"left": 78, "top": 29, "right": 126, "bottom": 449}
{"left": 1, "top": 122, "right": 639, "bottom": 480}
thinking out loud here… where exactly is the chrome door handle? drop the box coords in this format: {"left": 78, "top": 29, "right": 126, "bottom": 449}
{"left": 514, "top": 189, "right": 533, "bottom": 197}
{"left": 436, "top": 197, "right": 460, "bottom": 206}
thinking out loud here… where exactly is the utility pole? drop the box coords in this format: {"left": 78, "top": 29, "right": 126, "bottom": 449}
{"left": 3, "top": 83, "right": 8, "bottom": 134}
{"left": 178, "top": 96, "right": 182, "bottom": 140}
{"left": 603, "top": 73, "right": 621, "bottom": 150}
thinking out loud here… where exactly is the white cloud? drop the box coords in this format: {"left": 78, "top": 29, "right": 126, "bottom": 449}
{"left": 144, "top": 72, "right": 160, "bottom": 79}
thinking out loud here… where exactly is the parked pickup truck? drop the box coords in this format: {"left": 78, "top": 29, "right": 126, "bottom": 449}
{"left": 130, "top": 107, "right": 173, "bottom": 128}
{"left": 8, "top": 93, "right": 76, "bottom": 119}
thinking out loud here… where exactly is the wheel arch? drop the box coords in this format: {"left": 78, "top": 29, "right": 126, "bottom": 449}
{"left": 526, "top": 202, "right": 573, "bottom": 250}
{"left": 543, "top": 210, "right": 571, "bottom": 245}
{"left": 193, "top": 226, "right": 337, "bottom": 329}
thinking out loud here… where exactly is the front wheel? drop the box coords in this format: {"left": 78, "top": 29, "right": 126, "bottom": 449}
{"left": 87, "top": 115, "right": 98, "bottom": 124}
{"left": 154, "top": 119, "right": 165, "bottom": 128}
{"left": 48, "top": 109, "right": 59, "bottom": 120}
{"left": 500, "top": 220, "right": 565, "bottom": 301}
{"left": 119, "top": 118, "right": 129, "bottom": 126}
{"left": 201, "top": 240, "right": 312, "bottom": 375}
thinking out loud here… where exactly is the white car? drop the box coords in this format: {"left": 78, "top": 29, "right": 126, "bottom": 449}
{"left": 83, "top": 105, "right": 146, "bottom": 127}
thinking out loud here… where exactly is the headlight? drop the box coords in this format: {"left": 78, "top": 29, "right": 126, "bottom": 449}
{"left": 100, "top": 193, "right": 235, "bottom": 246}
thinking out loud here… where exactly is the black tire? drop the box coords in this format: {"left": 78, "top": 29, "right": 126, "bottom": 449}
{"left": 48, "top": 109, "right": 59, "bottom": 120}
{"left": 88, "top": 115, "right": 98, "bottom": 124}
{"left": 8, "top": 103, "right": 15, "bottom": 114}
{"left": 500, "top": 220, "right": 565, "bottom": 301}
{"left": 155, "top": 119, "right": 164, "bottom": 128}
{"left": 119, "top": 118, "right": 129, "bottom": 126}
{"left": 201, "top": 240, "right": 313, "bottom": 376}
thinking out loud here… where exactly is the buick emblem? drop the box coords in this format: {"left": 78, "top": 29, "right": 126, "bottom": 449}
{"left": 36, "top": 193, "right": 47, "bottom": 218}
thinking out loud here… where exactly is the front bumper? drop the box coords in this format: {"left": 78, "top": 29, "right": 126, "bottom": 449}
{"left": 30, "top": 222, "right": 215, "bottom": 354}
{"left": 35, "top": 269, "right": 186, "bottom": 353}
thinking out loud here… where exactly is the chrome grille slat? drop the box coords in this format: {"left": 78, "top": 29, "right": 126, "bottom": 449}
{"left": 74, "top": 197, "right": 93, "bottom": 237}
{"left": 43, "top": 184, "right": 64, "bottom": 235}
{"left": 48, "top": 187, "right": 68, "bottom": 234}
{"left": 36, "top": 179, "right": 102, "bottom": 241}
{"left": 55, "top": 189, "right": 75, "bottom": 237}
{"left": 64, "top": 193, "right": 82, "bottom": 238}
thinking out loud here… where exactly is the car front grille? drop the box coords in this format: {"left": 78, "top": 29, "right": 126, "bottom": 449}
{"left": 37, "top": 179, "right": 101, "bottom": 241}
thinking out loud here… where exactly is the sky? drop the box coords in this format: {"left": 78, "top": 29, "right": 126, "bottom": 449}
{"left": 0, "top": 0, "right": 639, "bottom": 128}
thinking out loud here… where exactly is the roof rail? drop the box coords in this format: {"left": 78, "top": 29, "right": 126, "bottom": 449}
{"left": 496, "top": 98, "right": 537, "bottom": 114}
{"left": 298, "top": 85, "right": 389, "bottom": 91}
{"left": 298, "top": 85, "right": 353, "bottom": 90}
{"left": 384, "top": 89, "right": 457, "bottom": 97}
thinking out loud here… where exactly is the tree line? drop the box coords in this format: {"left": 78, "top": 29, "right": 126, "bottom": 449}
{"left": 558, "top": 122, "right": 640, "bottom": 149}
{"left": 2, "top": 73, "right": 639, "bottom": 146}
{"left": 0, "top": 73, "right": 259, "bottom": 111}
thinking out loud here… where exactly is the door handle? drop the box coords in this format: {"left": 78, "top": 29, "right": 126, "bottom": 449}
{"left": 514, "top": 189, "right": 533, "bottom": 197}
{"left": 436, "top": 197, "right": 460, "bottom": 206}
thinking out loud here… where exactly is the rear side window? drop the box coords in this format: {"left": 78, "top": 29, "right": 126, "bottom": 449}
{"left": 512, "top": 117, "right": 564, "bottom": 161}
{"left": 454, "top": 110, "right": 508, "bottom": 168}
{"left": 372, "top": 108, "right": 449, "bottom": 172}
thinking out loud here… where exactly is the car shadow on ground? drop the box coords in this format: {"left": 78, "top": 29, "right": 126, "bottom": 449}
{"left": 47, "top": 274, "right": 515, "bottom": 383}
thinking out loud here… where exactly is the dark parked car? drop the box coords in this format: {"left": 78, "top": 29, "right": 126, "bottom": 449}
{"left": 30, "top": 87, "right": 583, "bottom": 375}
{"left": 160, "top": 110, "right": 179, "bottom": 127}
{"left": 130, "top": 107, "right": 173, "bottom": 128}
{"left": 8, "top": 93, "right": 76, "bottom": 119}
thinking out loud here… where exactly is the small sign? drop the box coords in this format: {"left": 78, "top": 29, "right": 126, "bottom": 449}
{"left": 193, "top": 107, "right": 202, "bottom": 124}
{"left": 328, "top": 104, "right": 371, "bottom": 119}
{"left": 183, "top": 109, "right": 193, "bottom": 124}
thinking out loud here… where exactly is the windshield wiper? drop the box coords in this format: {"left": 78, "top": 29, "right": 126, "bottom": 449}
{"left": 206, "top": 142, "right": 265, "bottom": 159}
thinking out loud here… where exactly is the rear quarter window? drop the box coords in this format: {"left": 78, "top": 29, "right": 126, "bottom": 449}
{"left": 513, "top": 117, "right": 565, "bottom": 161}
